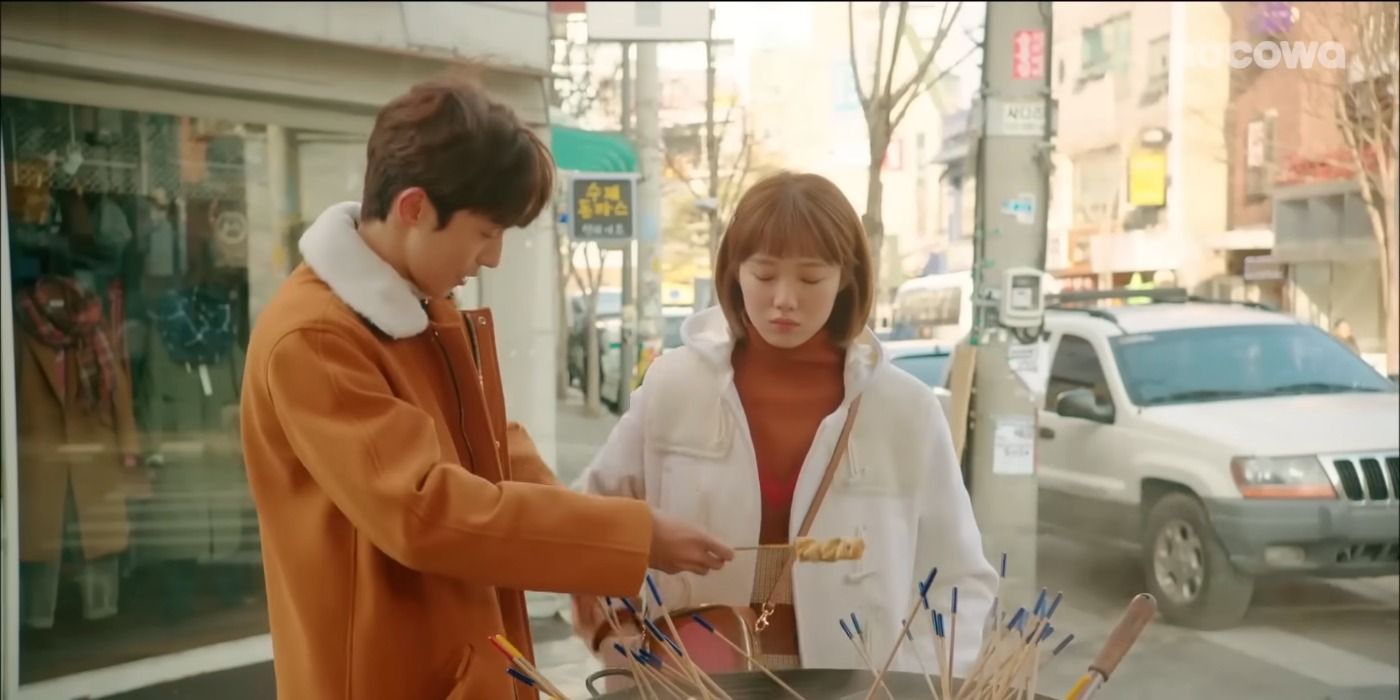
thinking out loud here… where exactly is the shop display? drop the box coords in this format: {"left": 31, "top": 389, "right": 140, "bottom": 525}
{"left": 15, "top": 274, "right": 143, "bottom": 629}
{"left": 4, "top": 95, "right": 265, "bottom": 679}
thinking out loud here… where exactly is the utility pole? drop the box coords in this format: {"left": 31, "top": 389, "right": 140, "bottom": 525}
{"left": 967, "top": 1, "right": 1053, "bottom": 606}
{"left": 635, "top": 40, "right": 662, "bottom": 389}
{"left": 619, "top": 41, "right": 636, "bottom": 413}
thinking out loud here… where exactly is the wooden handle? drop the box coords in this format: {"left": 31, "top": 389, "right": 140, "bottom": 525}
{"left": 1089, "top": 593, "right": 1157, "bottom": 680}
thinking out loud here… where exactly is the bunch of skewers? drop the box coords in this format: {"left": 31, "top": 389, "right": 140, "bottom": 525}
{"left": 848, "top": 553, "right": 1157, "bottom": 700}
{"left": 489, "top": 552, "right": 1157, "bottom": 700}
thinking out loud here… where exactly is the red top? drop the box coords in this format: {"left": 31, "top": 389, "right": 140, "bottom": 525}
{"left": 732, "top": 317, "right": 846, "bottom": 545}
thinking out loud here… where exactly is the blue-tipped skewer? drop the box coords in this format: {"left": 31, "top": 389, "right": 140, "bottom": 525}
{"left": 1053, "top": 633, "right": 1075, "bottom": 656}
{"left": 1033, "top": 588, "right": 1048, "bottom": 617}
{"left": 689, "top": 615, "right": 804, "bottom": 699}
{"left": 645, "top": 575, "right": 664, "bottom": 607}
{"left": 919, "top": 568, "right": 938, "bottom": 610}
{"left": 1008, "top": 607, "right": 1027, "bottom": 632}
{"left": 506, "top": 667, "right": 536, "bottom": 688}
{"left": 1046, "top": 591, "right": 1065, "bottom": 620}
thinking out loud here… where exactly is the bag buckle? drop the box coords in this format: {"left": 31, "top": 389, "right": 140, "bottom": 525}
{"left": 754, "top": 602, "right": 776, "bottom": 633}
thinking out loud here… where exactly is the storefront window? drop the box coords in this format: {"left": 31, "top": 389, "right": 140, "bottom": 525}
{"left": 3, "top": 96, "right": 267, "bottom": 682}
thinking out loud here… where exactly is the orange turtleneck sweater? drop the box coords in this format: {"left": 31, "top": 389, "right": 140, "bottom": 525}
{"left": 733, "top": 319, "right": 840, "bottom": 655}
{"left": 733, "top": 320, "right": 840, "bottom": 543}
{"left": 732, "top": 318, "right": 845, "bottom": 656}
{"left": 733, "top": 319, "right": 846, "bottom": 542}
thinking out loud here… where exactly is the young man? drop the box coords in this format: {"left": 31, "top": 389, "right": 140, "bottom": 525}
{"left": 240, "top": 78, "right": 733, "bottom": 699}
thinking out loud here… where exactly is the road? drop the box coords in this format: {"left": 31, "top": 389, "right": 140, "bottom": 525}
{"left": 542, "top": 393, "right": 1400, "bottom": 699}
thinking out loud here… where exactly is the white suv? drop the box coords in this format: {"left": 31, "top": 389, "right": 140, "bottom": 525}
{"left": 1034, "top": 297, "right": 1399, "bottom": 629}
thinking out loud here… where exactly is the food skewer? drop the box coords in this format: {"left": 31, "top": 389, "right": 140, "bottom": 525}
{"left": 733, "top": 537, "right": 867, "bottom": 562}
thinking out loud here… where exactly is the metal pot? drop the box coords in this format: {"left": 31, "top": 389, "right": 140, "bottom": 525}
{"left": 585, "top": 668, "right": 1060, "bottom": 699}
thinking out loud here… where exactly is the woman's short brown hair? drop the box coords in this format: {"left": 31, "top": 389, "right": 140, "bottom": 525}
{"left": 361, "top": 76, "right": 554, "bottom": 230}
{"left": 714, "top": 171, "right": 874, "bottom": 345}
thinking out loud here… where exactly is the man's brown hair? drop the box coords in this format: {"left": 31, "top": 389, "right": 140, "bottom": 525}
{"left": 714, "top": 171, "right": 875, "bottom": 345}
{"left": 361, "top": 77, "right": 554, "bottom": 229}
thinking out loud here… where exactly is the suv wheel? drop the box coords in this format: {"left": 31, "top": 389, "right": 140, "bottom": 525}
{"left": 1142, "top": 493, "right": 1254, "bottom": 630}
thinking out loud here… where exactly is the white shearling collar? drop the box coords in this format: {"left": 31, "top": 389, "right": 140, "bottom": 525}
{"left": 678, "top": 305, "right": 885, "bottom": 398}
{"left": 298, "top": 201, "right": 429, "bottom": 339}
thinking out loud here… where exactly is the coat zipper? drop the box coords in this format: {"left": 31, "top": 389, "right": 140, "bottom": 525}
{"left": 431, "top": 314, "right": 520, "bottom": 700}
{"left": 430, "top": 326, "right": 479, "bottom": 471}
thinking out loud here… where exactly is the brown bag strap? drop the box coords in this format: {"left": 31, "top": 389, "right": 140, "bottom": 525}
{"left": 756, "top": 396, "right": 862, "bottom": 628}
{"left": 795, "top": 395, "right": 862, "bottom": 539}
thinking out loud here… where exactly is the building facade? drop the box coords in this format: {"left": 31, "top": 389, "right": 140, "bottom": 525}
{"left": 1049, "top": 1, "right": 1233, "bottom": 293}
{"left": 1221, "top": 0, "right": 1391, "bottom": 370}
{"left": 0, "top": 2, "right": 558, "bottom": 697}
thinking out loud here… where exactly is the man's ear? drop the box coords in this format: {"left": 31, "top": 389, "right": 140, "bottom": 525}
{"left": 394, "top": 188, "right": 430, "bottom": 228}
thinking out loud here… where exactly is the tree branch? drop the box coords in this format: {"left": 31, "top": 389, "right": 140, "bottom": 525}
{"left": 891, "top": 38, "right": 979, "bottom": 131}
{"left": 883, "top": 1, "right": 910, "bottom": 101}
{"left": 719, "top": 134, "right": 755, "bottom": 214}
{"left": 871, "top": 1, "right": 890, "bottom": 105}
{"left": 891, "top": 1, "right": 962, "bottom": 106}
{"left": 848, "top": 2, "right": 870, "bottom": 109}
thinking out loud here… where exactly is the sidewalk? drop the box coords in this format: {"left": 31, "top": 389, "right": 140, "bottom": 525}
{"left": 531, "top": 390, "right": 625, "bottom": 697}
{"left": 552, "top": 389, "right": 622, "bottom": 486}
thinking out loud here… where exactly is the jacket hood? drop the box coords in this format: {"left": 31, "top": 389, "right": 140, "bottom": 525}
{"left": 679, "top": 305, "right": 887, "bottom": 398}
{"left": 298, "top": 202, "right": 429, "bottom": 339}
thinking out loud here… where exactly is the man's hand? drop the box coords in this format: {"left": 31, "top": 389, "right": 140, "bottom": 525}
{"left": 648, "top": 509, "right": 734, "bottom": 576}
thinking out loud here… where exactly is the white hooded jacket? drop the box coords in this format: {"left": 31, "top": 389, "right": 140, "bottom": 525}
{"left": 576, "top": 306, "right": 999, "bottom": 676}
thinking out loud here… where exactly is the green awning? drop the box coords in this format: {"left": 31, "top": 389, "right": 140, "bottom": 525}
{"left": 550, "top": 125, "right": 637, "bottom": 173}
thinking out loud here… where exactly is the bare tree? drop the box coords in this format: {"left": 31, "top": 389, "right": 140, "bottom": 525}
{"left": 848, "top": 1, "right": 975, "bottom": 319}
{"left": 664, "top": 120, "right": 764, "bottom": 268}
{"left": 1303, "top": 2, "right": 1399, "bottom": 374}
{"left": 566, "top": 242, "right": 611, "bottom": 414}
{"left": 549, "top": 20, "right": 625, "bottom": 409}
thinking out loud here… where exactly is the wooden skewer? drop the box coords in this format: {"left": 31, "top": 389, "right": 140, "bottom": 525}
{"left": 688, "top": 615, "right": 806, "bottom": 700}
{"left": 1026, "top": 645, "right": 1041, "bottom": 700}
{"left": 840, "top": 618, "right": 896, "bottom": 700}
{"left": 948, "top": 587, "right": 960, "bottom": 697}
{"left": 598, "top": 602, "right": 660, "bottom": 700}
{"left": 633, "top": 654, "right": 691, "bottom": 699}
{"left": 936, "top": 613, "right": 953, "bottom": 700}
{"left": 861, "top": 589, "right": 927, "bottom": 700}
{"left": 490, "top": 635, "right": 569, "bottom": 700}
{"left": 644, "top": 576, "right": 729, "bottom": 700}
{"left": 899, "top": 618, "right": 941, "bottom": 700}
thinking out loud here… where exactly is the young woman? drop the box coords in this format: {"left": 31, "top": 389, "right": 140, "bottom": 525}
{"left": 573, "top": 171, "right": 998, "bottom": 680}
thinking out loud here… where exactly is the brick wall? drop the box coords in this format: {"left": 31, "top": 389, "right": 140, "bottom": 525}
{"left": 1222, "top": 1, "right": 1351, "bottom": 230}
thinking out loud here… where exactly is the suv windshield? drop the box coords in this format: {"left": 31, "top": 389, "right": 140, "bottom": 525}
{"left": 1110, "top": 324, "right": 1395, "bottom": 407}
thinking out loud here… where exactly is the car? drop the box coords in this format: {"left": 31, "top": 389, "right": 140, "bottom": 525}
{"left": 885, "top": 338, "right": 955, "bottom": 416}
{"left": 566, "top": 288, "right": 621, "bottom": 392}
{"left": 1033, "top": 293, "right": 1399, "bottom": 629}
{"left": 601, "top": 305, "right": 693, "bottom": 414}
